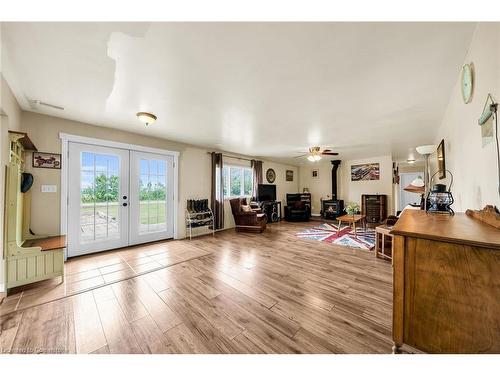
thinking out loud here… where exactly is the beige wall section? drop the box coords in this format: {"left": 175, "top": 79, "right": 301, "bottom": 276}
{"left": 431, "top": 23, "right": 500, "bottom": 211}
{"left": 20, "top": 111, "right": 298, "bottom": 239}
{"left": 298, "top": 161, "right": 334, "bottom": 215}
{"left": 299, "top": 154, "right": 394, "bottom": 215}
{"left": 1, "top": 74, "right": 22, "bottom": 292}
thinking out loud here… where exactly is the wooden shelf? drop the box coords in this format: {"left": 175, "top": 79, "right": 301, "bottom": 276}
{"left": 8, "top": 130, "right": 38, "bottom": 151}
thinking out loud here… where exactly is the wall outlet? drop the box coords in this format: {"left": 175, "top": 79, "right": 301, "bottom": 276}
{"left": 41, "top": 185, "right": 57, "bottom": 193}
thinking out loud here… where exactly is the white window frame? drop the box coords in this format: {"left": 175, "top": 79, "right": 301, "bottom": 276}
{"left": 223, "top": 164, "right": 253, "bottom": 199}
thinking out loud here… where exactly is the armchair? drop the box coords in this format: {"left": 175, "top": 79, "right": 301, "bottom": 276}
{"left": 229, "top": 198, "right": 267, "bottom": 233}
{"left": 284, "top": 193, "right": 311, "bottom": 222}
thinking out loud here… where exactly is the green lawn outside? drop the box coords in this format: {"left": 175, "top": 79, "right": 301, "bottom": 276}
{"left": 80, "top": 201, "right": 166, "bottom": 225}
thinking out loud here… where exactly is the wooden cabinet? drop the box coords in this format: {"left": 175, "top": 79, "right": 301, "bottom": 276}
{"left": 391, "top": 210, "right": 500, "bottom": 353}
{"left": 361, "top": 194, "right": 387, "bottom": 223}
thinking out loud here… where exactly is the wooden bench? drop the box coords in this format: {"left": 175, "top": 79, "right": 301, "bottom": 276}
{"left": 23, "top": 235, "right": 66, "bottom": 252}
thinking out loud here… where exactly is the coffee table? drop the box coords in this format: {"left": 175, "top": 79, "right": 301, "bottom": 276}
{"left": 337, "top": 214, "right": 367, "bottom": 237}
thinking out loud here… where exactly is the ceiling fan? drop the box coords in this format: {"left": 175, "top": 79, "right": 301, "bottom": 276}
{"left": 294, "top": 146, "right": 339, "bottom": 162}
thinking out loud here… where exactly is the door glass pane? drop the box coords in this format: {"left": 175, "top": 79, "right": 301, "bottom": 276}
{"left": 80, "top": 152, "right": 120, "bottom": 244}
{"left": 139, "top": 158, "right": 167, "bottom": 234}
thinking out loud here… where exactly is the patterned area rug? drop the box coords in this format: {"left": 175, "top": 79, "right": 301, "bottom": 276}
{"left": 296, "top": 222, "right": 376, "bottom": 250}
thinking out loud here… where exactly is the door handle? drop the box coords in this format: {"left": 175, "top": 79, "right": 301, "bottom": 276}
{"left": 122, "top": 203, "right": 128, "bottom": 207}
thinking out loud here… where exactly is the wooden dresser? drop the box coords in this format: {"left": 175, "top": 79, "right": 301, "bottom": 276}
{"left": 391, "top": 210, "right": 500, "bottom": 353}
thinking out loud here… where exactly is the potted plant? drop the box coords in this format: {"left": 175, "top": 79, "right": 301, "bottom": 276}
{"left": 345, "top": 202, "right": 360, "bottom": 218}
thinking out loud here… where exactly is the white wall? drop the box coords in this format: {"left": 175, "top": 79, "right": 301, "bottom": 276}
{"left": 0, "top": 74, "right": 22, "bottom": 293}
{"left": 432, "top": 23, "right": 500, "bottom": 211}
{"left": 299, "top": 154, "right": 394, "bottom": 215}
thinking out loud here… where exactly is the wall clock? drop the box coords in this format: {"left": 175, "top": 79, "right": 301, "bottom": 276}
{"left": 266, "top": 168, "right": 276, "bottom": 183}
{"left": 461, "top": 63, "right": 473, "bottom": 104}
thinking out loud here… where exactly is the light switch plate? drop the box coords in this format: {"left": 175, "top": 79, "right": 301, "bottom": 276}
{"left": 41, "top": 185, "right": 57, "bottom": 193}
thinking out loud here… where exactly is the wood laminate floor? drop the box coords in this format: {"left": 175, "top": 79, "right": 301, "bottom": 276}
{"left": 0, "top": 221, "right": 393, "bottom": 354}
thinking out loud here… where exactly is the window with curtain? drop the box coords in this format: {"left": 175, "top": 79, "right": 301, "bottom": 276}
{"left": 223, "top": 165, "right": 253, "bottom": 198}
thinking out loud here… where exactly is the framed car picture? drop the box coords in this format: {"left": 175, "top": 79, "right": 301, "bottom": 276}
{"left": 351, "top": 163, "right": 380, "bottom": 181}
{"left": 32, "top": 152, "right": 62, "bottom": 169}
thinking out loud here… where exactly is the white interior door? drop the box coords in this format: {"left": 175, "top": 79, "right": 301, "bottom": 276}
{"left": 68, "top": 142, "right": 130, "bottom": 257}
{"left": 129, "top": 151, "right": 174, "bottom": 245}
{"left": 399, "top": 172, "right": 422, "bottom": 210}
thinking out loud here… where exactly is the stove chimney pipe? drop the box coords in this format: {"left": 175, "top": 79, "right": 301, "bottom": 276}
{"left": 331, "top": 160, "right": 341, "bottom": 200}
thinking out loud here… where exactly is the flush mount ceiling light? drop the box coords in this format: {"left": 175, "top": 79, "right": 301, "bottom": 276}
{"left": 407, "top": 158, "right": 416, "bottom": 164}
{"left": 136, "top": 112, "right": 157, "bottom": 126}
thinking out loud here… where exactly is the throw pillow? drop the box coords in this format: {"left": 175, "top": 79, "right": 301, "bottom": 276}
{"left": 241, "top": 205, "right": 252, "bottom": 212}
{"left": 294, "top": 201, "right": 305, "bottom": 209}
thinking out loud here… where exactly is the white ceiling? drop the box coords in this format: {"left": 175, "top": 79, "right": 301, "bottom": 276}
{"left": 1, "top": 22, "right": 476, "bottom": 165}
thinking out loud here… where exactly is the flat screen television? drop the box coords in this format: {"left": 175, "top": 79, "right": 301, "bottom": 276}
{"left": 257, "top": 184, "right": 276, "bottom": 202}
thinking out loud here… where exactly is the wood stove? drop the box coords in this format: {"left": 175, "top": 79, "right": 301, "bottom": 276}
{"left": 321, "top": 160, "right": 344, "bottom": 219}
{"left": 322, "top": 199, "right": 344, "bottom": 219}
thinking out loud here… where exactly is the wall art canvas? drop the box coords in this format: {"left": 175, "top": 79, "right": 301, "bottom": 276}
{"left": 32, "top": 152, "right": 61, "bottom": 169}
{"left": 312, "top": 169, "right": 319, "bottom": 178}
{"left": 286, "top": 170, "right": 294, "bottom": 181}
{"left": 351, "top": 163, "right": 380, "bottom": 181}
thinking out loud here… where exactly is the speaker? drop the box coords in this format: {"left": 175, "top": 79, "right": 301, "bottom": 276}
{"left": 262, "top": 201, "right": 280, "bottom": 223}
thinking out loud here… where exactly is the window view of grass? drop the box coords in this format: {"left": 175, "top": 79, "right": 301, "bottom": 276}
{"left": 80, "top": 174, "right": 167, "bottom": 225}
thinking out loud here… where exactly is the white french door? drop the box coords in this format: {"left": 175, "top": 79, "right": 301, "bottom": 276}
{"left": 129, "top": 151, "right": 174, "bottom": 245}
{"left": 67, "top": 143, "right": 174, "bottom": 257}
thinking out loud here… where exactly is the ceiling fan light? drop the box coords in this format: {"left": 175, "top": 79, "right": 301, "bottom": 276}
{"left": 307, "top": 155, "right": 315, "bottom": 162}
{"left": 136, "top": 112, "right": 157, "bottom": 126}
{"left": 314, "top": 154, "right": 322, "bottom": 161}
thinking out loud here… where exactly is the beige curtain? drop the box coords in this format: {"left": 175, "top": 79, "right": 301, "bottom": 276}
{"left": 251, "top": 159, "right": 263, "bottom": 200}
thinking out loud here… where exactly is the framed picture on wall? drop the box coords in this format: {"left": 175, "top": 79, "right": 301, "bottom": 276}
{"left": 351, "top": 163, "right": 379, "bottom": 181}
{"left": 437, "top": 139, "right": 446, "bottom": 179}
{"left": 32, "top": 152, "right": 61, "bottom": 169}
{"left": 312, "top": 169, "right": 319, "bottom": 178}
{"left": 285, "top": 170, "right": 293, "bottom": 181}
